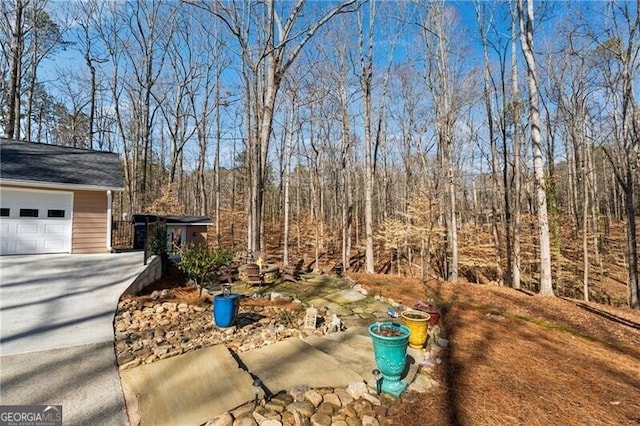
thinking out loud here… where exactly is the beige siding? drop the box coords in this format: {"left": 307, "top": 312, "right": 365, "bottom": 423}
{"left": 72, "top": 191, "right": 108, "bottom": 253}
{"left": 186, "top": 225, "right": 208, "bottom": 245}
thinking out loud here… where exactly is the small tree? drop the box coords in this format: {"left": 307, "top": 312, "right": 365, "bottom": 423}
{"left": 178, "top": 243, "right": 234, "bottom": 298}
{"left": 147, "top": 223, "right": 168, "bottom": 272}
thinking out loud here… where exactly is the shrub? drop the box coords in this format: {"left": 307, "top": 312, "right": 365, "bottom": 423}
{"left": 147, "top": 224, "right": 168, "bottom": 272}
{"left": 178, "top": 243, "right": 234, "bottom": 297}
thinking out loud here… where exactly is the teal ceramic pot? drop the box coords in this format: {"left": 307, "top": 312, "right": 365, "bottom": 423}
{"left": 213, "top": 293, "right": 240, "bottom": 327}
{"left": 368, "top": 321, "right": 410, "bottom": 397}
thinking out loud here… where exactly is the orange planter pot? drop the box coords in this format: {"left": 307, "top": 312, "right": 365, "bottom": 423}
{"left": 400, "top": 310, "right": 430, "bottom": 349}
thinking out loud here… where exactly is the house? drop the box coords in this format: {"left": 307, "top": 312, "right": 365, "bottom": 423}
{"left": 125, "top": 214, "right": 212, "bottom": 253}
{"left": 0, "top": 138, "right": 124, "bottom": 255}
{"left": 165, "top": 216, "right": 213, "bottom": 253}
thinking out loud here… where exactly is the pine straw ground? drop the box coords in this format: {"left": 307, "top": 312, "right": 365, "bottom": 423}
{"left": 352, "top": 273, "right": 640, "bottom": 426}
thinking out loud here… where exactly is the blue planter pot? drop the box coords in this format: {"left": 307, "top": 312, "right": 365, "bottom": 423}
{"left": 368, "top": 321, "right": 410, "bottom": 397}
{"left": 213, "top": 293, "right": 240, "bottom": 328}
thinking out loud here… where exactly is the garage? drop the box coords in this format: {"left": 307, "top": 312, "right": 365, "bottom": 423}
{"left": 0, "top": 187, "right": 73, "bottom": 255}
{"left": 1, "top": 138, "right": 124, "bottom": 255}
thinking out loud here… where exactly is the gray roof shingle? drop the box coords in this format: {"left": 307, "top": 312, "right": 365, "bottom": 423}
{"left": 0, "top": 138, "right": 124, "bottom": 189}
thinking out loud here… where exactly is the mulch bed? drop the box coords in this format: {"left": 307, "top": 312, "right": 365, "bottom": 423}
{"left": 354, "top": 273, "right": 640, "bottom": 425}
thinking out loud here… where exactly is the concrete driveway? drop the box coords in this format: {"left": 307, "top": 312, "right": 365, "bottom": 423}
{"left": 0, "top": 252, "right": 147, "bottom": 425}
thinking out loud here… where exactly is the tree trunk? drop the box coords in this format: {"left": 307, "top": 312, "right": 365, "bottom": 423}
{"left": 623, "top": 177, "right": 638, "bottom": 308}
{"left": 359, "top": 0, "right": 376, "bottom": 273}
{"left": 511, "top": 6, "right": 522, "bottom": 290}
{"left": 282, "top": 105, "right": 295, "bottom": 266}
{"left": 6, "top": 0, "right": 24, "bottom": 139}
{"left": 582, "top": 142, "right": 590, "bottom": 302}
{"left": 447, "top": 142, "right": 458, "bottom": 282}
{"left": 518, "top": 0, "right": 554, "bottom": 296}
{"left": 476, "top": 6, "right": 504, "bottom": 284}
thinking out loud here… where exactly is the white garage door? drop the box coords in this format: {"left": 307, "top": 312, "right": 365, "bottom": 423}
{"left": 0, "top": 188, "right": 73, "bottom": 255}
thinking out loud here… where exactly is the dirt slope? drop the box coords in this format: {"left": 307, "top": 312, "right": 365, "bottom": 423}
{"left": 354, "top": 274, "right": 640, "bottom": 426}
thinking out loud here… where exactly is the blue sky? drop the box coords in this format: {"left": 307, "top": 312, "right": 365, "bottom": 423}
{"left": 33, "top": 0, "right": 630, "bottom": 173}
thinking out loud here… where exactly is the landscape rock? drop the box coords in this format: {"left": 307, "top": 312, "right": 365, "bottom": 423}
{"left": 408, "top": 373, "right": 439, "bottom": 393}
{"left": 361, "top": 415, "right": 379, "bottom": 426}
{"left": 204, "top": 412, "right": 234, "bottom": 426}
{"left": 286, "top": 401, "right": 316, "bottom": 418}
{"left": 322, "top": 393, "right": 342, "bottom": 408}
{"left": 304, "top": 389, "right": 323, "bottom": 407}
{"left": 115, "top": 279, "right": 446, "bottom": 426}
{"left": 310, "top": 412, "right": 332, "bottom": 426}
{"left": 317, "top": 402, "right": 336, "bottom": 416}
{"left": 334, "top": 388, "right": 354, "bottom": 407}
{"left": 231, "top": 403, "right": 254, "bottom": 420}
{"left": 345, "top": 417, "right": 362, "bottom": 426}
{"left": 233, "top": 416, "right": 258, "bottom": 426}
{"left": 361, "top": 393, "right": 380, "bottom": 406}
{"left": 264, "top": 400, "right": 286, "bottom": 413}
{"left": 290, "top": 385, "right": 311, "bottom": 402}
{"left": 114, "top": 296, "right": 337, "bottom": 369}
{"left": 293, "top": 410, "right": 311, "bottom": 426}
{"left": 271, "top": 392, "right": 294, "bottom": 407}
{"left": 346, "top": 382, "right": 369, "bottom": 400}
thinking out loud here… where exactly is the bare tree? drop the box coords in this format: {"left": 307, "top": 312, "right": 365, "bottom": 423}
{"left": 155, "top": 11, "right": 198, "bottom": 185}
{"left": 189, "top": 0, "right": 358, "bottom": 255}
{"left": 123, "top": 0, "right": 174, "bottom": 208}
{"left": 595, "top": 1, "right": 639, "bottom": 308}
{"left": 3, "top": 0, "right": 26, "bottom": 139}
{"left": 418, "top": 2, "right": 471, "bottom": 282}
{"left": 517, "top": 0, "right": 554, "bottom": 296}
{"left": 475, "top": 1, "right": 504, "bottom": 285}
{"left": 546, "top": 23, "right": 601, "bottom": 301}
{"left": 23, "top": 0, "right": 68, "bottom": 142}
{"left": 358, "top": 0, "right": 376, "bottom": 273}
{"left": 510, "top": 2, "right": 523, "bottom": 290}
{"left": 72, "top": 0, "right": 109, "bottom": 150}
{"left": 314, "top": 12, "right": 359, "bottom": 271}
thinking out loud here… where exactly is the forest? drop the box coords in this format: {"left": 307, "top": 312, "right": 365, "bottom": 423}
{"left": 1, "top": 0, "right": 639, "bottom": 308}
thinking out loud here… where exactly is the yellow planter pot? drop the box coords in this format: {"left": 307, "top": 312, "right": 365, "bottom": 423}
{"left": 401, "top": 310, "right": 431, "bottom": 349}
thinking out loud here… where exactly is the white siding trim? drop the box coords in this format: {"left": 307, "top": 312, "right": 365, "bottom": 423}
{"left": 0, "top": 178, "right": 123, "bottom": 192}
{"left": 106, "top": 190, "right": 113, "bottom": 251}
